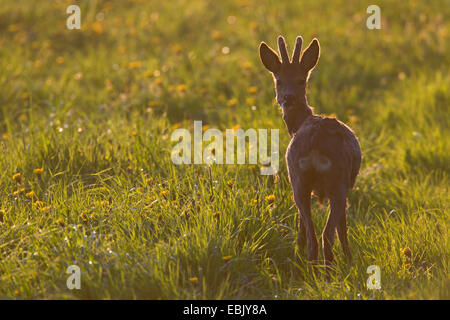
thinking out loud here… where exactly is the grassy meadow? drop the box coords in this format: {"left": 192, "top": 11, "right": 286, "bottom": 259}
{"left": 0, "top": 0, "right": 449, "bottom": 299}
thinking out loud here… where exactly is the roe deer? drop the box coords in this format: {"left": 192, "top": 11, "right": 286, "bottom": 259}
{"left": 259, "top": 36, "right": 361, "bottom": 269}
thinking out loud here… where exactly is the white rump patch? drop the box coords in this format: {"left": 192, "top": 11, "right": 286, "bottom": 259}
{"left": 298, "top": 150, "right": 331, "bottom": 172}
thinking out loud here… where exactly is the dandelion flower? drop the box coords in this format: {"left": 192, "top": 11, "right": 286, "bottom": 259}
{"left": 227, "top": 98, "right": 237, "bottom": 107}
{"left": 26, "top": 191, "right": 35, "bottom": 199}
{"left": 33, "top": 201, "right": 44, "bottom": 208}
{"left": 265, "top": 194, "right": 275, "bottom": 204}
{"left": 401, "top": 247, "right": 412, "bottom": 258}
{"left": 128, "top": 61, "right": 142, "bottom": 70}
{"left": 34, "top": 168, "right": 44, "bottom": 177}
{"left": 222, "top": 255, "right": 232, "bottom": 262}
{"left": 171, "top": 44, "right": 182, "bottom": 53}
{"left": 160, "top": 190, "right": 169, "bottom": 197}
{"left": 13, "top": 188, "right": 25, "bottom": 195}
{"left": 176, "top": 84, "right": 187, "bottom": 93}
{"left": 242, "top": 61, "right": 252, "bottom": 69}
{"left": 56, "top": 218, "right": 65, "bottom": 227}
{"left": 189, "top": 277, "right": 198, "bottom": 285}
{"left": 226, "top": 180, "right": 233, "bottom": 187}
{"left": 91, "top": 21, "right": 104, "bottom": 34}
{"left": 247, "top": 86, "right": 258, "bottom": 94}
{"left": 80, "top": 212, "right": 89, "bottom": 223}
{"left": 12, "top": 173, "right": 21, "bottom": 183}
{"left": 40, "top": 206, "right": 51, "bottom": 213}
{"left": 211, "top": 30, "right": 222, "bottom": 40}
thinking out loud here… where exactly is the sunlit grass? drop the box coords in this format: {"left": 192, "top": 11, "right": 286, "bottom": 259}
{"left": 0, "top": 0, "right": 448, "bottom": 299}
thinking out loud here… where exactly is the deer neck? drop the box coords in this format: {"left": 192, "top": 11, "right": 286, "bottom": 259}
{"left": 283, "top": 97, "right": 313, "bottom": 137}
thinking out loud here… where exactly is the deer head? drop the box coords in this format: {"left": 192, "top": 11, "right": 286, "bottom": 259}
{"left": 259, "top": 36, "right": 320, "bottom": 136}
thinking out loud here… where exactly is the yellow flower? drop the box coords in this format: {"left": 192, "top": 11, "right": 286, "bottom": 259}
{"left": 34, "top": 168, "right": 44, "bottom": 176}
{"left": 213, "top": 211, "right": 221, "bottom": 219}
{"left": 252, "top": 199, "right": 258, "bottom": 205}
{"left": 189, "top": 277, "right": 198, "bottom": 285}
{"left": 13, "top": 188, "right": 25, "bottom": 195}
{"left": 118, "top": 46, "right": 126, "bottom": 54}
{"left": 91, "top": 21, "right": 104, "bottom": 34}
{"left": 160, "top": 190, "right": 169, "bottom": 197}
{"left": 8, "top": 24, "right": 21, "bottom": 32}
{"left": 211, "top": 30, "right": 223, "bottom": 40}
{"left": 56, "top": 217, "right": 65, "bottom": 227}
{"left": 145, "top": 70, "right": 153, "bottom": 77}
{"left": 222, "top": 255, "right": 232, "bottom": 262}
{"left": 226, "top": 180, "right": 233, "bottom": 187}
{"left": 12, "top": 173, "right": 21, "bottom": 183}
{"left": 242, "top": 61, "right": 252, "bottom": 69}
{"left": 171, "top": 44, "right": 182, "bottom": 53}
{"left": 172, "top": 122, "right": 182, "bottom": 130}
{"left": 80, "top": 212, "right": 89, "bottom": 223}
{"left": 40, "top": 206, "right": 51, "bottom": 213}
{"left": 34, "top": 201, "right": 45, "bottom": 208}
{"left": 26, "top": 191, "right": 35, "bottom": 199}
{"left": 176, "top": 84, "right": 187, "bottom": 93}
{"left": 247, "top": 86, "right": 258, "bottom": 94}
{"left": 265, "top": 194, "right": 275, "bottom": 204}
{"left": 128, "top": 61, "right": 142, "bottom": 70}
{"left": 130, "top": 131, "right": 137, "bottom": 137}
{"left": 401, "top": 247, "right": 412, "bottom": 258}
{"left": 56, "top": 56, "right": 64, "bottom": 64}
{"left": 249, "top": 21, "right": 258, "bottom": 30}
{"left": 227, "top": 98, "right": 237, "bottom": 107}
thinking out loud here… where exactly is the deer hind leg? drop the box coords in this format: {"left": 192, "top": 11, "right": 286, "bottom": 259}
{"left": 293, "top": 186, "right": 318, "bottom": 262}
{"left": 297, "top": 213, "right": 307, "bottom": 251}
{"left": 336, "top": 211, "right": 352, "bottom": 261}
{"left": 322, "top": 188, "right": 348, "bottom": 268}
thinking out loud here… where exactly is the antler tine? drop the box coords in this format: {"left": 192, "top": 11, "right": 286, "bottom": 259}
{"left": 277, "top": 36, "right": 290, "bottom": 64}
{"left": 292, "top": 36, "right": 303, "bottom": 63}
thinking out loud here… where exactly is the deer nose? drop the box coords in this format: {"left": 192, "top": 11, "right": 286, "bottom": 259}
{"left": 284, "top": 94, "right": 296, "bottom": 104}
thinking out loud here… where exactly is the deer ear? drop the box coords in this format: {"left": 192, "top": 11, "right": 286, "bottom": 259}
{"left": 300, "top": 38, "right": 320, "bottom": 72}
{"left": 259, "top": 42, "right": 281, "bottom": 73}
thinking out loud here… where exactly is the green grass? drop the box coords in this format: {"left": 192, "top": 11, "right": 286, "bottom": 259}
{"left": 0, "top": 0, "right": 448, "bottom": 299}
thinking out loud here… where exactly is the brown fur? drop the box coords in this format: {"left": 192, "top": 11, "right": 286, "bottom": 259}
{"left": 259, "top": 36, "right": 361, "bottom": 268}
